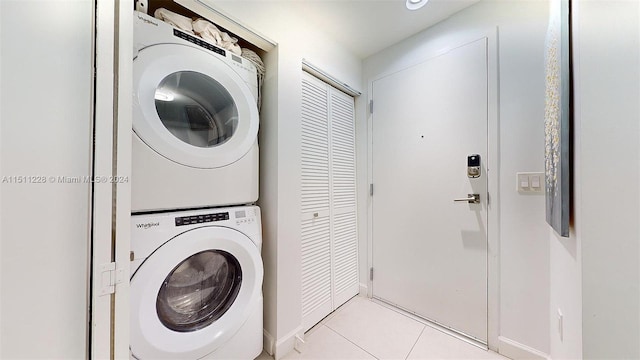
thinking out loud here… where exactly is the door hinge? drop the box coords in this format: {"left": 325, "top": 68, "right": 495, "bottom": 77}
{"left": 487, "top": 192, "right": 490, "bottom": 206}
{"left": 369, "top": 99, "right": 374, "bottom": 114}
{"left": 370, "top": 183, "right": 374, "bottom": 196}
{"left": 99, "top": 262, "right": 125, "bottom": 296}
{"left": 370, "top": 267, "right": 374, "bottom": 281}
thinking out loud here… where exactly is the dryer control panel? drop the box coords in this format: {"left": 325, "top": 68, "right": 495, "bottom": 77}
{"left": 175, "top": 212, "right": 229, "bottom": 226}
{"left": 173, "top": 29, "right": 226, "bottom": 57}
{"left": 172, "top": 29, "right": 255, "bottom": 73}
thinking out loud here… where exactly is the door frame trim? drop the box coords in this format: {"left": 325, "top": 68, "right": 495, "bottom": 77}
{"left": 92, "top": 1, "right": 133, "bottom": 358}
{"left": 365, "top": 27, "right": 500, "bottom": 351}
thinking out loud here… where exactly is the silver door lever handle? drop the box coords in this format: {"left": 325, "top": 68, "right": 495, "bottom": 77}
{"left": 453, "top": 194, "right": 480, "bottom": 204}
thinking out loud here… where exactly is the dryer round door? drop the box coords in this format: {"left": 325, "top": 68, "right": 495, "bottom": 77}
{"left": 133, "top": 44, "right": 259, "bottom": 169}
{"left": 130, "top": 227, "right": 263, "bottom": 359}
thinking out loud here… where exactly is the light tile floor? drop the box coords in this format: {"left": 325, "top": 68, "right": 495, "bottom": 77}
{"left": 256, "top": 296, "right": 509, "bottom": 360}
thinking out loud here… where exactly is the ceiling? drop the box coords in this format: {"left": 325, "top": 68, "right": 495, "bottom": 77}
{"left": 211, "top": 0, "right": 481, "bottom": 59}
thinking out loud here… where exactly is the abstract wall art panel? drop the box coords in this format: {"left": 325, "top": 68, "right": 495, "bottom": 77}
{"left": 544, "top": 0, "right": 571, "bottom": 237}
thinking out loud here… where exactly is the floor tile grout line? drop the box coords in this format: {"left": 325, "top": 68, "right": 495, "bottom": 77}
{"left": 369, "top": 297, "right": 487, "bottom": 351}
{"left": 369, "top": 297, "right": 427, "bottom": 326}
{"left": 323, "top": 323, "right": 382, "bottom": 360}
{"left": 319, "top": 295, "right": 361, "bottom": 328}
{"left": 369, "top": 299, "right": 427, "bottom": 360}
{"left": 299, "top": 297, "right": 506, "bottom": 360}
{"left": 367, "top": 297, "right": 435, "bottom": 331}
{"left": 327, "top": 297, "right": 428, "bottom": 360}
{"left": 327, "top": 295, "right": 359, "bottom": 319}
{"left": 404, "top": 325, "right": 426, "bottom": 360}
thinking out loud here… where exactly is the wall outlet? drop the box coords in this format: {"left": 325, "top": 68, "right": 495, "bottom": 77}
{"left": 557, "top": 308, "right": 564, "bottom": 341}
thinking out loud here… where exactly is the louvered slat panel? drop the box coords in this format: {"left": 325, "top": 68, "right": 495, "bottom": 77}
{"left": 301, "top": 75, "right": 331, "bottom": 321}
{"left": 332, "top": 211, "right": 358, "bottom": 295}
{"left": 301, "top": 217, "right": 331, "bottom": 317}
{"left": 330, "top": 91, "right": 356, "bottom": 209}
{"left": 301, "top": 77, "right": 329, "bottom": 214}
{"left": 302, "top": 74, "right": 358, "bottom": 331}
{"left": 302, "top": 160, "right": 329, "bottom": 169}
{"left": 329, "top": 88, "right": 357, "bottom": 300}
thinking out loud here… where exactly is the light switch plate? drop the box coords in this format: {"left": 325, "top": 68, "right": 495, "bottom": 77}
{"left": 517, "top": 172, "right": 545, "bottom": 193}
{"left": 531, "top": 175, "right": 541, "bottom": 189}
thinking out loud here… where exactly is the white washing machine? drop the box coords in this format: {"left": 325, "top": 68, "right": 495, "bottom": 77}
{"left": 130, "top": 206, "right": 263, "bottom": 359}
{"left": 132, "top": 11, "right": 259, "bottom": 212}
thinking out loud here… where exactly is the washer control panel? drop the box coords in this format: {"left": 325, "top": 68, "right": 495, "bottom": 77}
{"left": 175, "top": 212, "right": 229, "bottom": 226}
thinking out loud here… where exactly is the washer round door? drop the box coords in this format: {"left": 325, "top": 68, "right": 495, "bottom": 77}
{"left": 133, "top": 44, "right": 259, "bottom": 169}
{"left": 130, "top": 227, "right": 263, "bottom": 359}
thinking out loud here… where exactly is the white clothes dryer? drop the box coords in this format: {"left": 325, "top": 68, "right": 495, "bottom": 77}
{"left": 132, "top": 12, "right": 259, "bottom": 212}
{"left": 130, "top": 205, "right": 263, "bottom": 359}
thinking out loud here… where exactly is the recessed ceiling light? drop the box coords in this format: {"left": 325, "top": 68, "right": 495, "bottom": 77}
{"left": 406, "top": 0, "right": 428, "bottom": 10}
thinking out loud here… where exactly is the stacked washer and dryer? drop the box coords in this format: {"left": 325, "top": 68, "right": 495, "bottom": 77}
{"left": 130, "top": 11, "right": 263, "bottom": 360}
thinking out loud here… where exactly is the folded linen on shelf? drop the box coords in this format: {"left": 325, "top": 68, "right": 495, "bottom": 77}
{"left": 192, "top": 18, "right": 242, "bottom": 55}
{"left": 241, "top": 48, "right": 266, "bottom": 110}
{"left": 154, "top": 8, "right": 194, "bottom": 33}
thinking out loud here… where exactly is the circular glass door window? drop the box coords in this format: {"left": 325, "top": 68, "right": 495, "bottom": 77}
{"left": 154, "top": 71, "right": 239, "bottom": 148}
{"left": 156, "top": 250, "right": 242, "bottom": 332}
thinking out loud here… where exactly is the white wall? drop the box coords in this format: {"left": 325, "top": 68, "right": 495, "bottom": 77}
{"left": 549, "top": 226, "right": 581, "bottom": 359}
{"left": 0, "top": 1, "right": 93, "bottom": 358}
{"left": 209, "top": 2, "right": 363, "bottom": 358}
{"left": 576, "top": 1, "right": 640, "bottom": 358}
{"left": 362, "top": 1, "right": 551, "bottom": 356}
{"left": 549, "top": 0, "right": 581, "bottom": 357}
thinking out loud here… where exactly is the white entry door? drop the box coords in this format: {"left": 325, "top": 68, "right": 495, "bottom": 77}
{"left": 371, "top": 38, "right": 489, "bottom": 343}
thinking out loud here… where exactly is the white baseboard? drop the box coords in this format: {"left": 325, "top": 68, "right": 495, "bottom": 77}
{"left": 498, "top": 336, "right": 549, "bottom": 360}
{"left": 263, "top": 330, "right": 275, "bottom": 356}
{"left": 359, "top": 282, "right": 368, "bottom": 296}
{"left": 273, "top": 326, "right": 304, "bottom": 360}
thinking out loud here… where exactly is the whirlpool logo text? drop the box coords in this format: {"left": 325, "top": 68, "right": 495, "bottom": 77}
{"left": 136, "top": 222, "right": 160, "bottom": 229}
{"left": 138, "top": 15, "right": 158, "bottom": 27}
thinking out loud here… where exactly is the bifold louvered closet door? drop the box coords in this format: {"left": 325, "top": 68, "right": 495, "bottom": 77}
{"left": 301, "top": 71, "right": 358, "bottom": 331}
